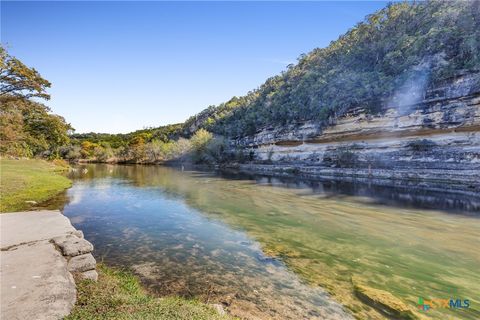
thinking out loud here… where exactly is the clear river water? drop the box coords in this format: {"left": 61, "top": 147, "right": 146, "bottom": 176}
{"left": 45, "top": 164, "right": 480, "bottom": 320}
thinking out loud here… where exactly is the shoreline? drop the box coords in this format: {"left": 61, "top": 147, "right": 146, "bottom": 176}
{"left": 4, "top": 161, "right": 477, "bottom": 319}
{"left": 0, "top": 159, "right": 232, "bottom": 319}
{"left": 0, "top": 159, "right": 72, "bottom": 213}
{"left": 230, "top": 163, "right": 480, "bottom": 197}
{"left": 72, "top": 159, "right": 480, "bottom": 197}
{"left": 0, "top": 210, "right": 96, "bottom": 319}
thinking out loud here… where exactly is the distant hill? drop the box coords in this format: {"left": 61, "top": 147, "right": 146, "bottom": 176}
{"left": 67, "top": 0, "right": 480, "bottom": 167}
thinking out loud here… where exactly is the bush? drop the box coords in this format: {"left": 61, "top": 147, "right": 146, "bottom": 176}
{"left": 204, "top": 136, "right": 229, "bottom": 163}
{"left": 190, "top": 129, "right": 213, "bottom": 163}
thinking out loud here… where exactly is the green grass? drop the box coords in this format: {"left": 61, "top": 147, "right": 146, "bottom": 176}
{"left": 0, "top": 159, "right": 72, "bottom": 212}
{"left": 0, "top": 160, "right": 232, "bottom": 318}
{"left": 66, "top": 264, "right": 233, "bottom": 320}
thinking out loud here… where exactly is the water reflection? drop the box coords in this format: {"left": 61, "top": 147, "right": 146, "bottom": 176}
{"left": 59, "top": 166, "right": 351, "bottom": 320}
{"left": 217, "top": 170, "right": 480, "bottom": 214}
{"left": 53, "top": 164, "right": 480, "bottom": 320}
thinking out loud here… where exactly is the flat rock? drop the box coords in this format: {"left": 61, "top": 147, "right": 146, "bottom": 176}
{"left": 0, "top": 210, "right": 76, "bottom": 249}
{"left": 68, "top": 253, "right": 96, "bottom": 273}
{"left": 53, "top": 234, "right": 93, "bottom": 257}
{"left": 0, "top": 210, "right": 97, "bottom": 320}
{"left": 0, "top": 240, "right": 76, "bottom": 320}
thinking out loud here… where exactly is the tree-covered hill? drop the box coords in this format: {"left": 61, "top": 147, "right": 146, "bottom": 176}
{"left": 70, "top": 123, "right": 184, "bottom": 149}
{"left": 183, "top": 1, "right": 480, "bottom": 138}
{"left": 2, "top": 1, "right": 479, "bottom": 164}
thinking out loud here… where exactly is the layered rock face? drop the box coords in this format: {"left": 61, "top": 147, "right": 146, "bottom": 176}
{"left": 234, "top": 72, "right": 480, "bottom": 194}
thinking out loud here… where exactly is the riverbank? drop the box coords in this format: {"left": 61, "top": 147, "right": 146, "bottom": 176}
{"left": 0, "top": 210, "right": 92, "bottom": 319}
{"left": 0, "top": 160, "right": 233, "bottom": 319}
{"left": 226, "top": 71, "right": 480, "bottom": 196}
{"left": 0, "top": 159, "right": 72, "bottom": 212}
{"left": 67, "top": 264, "right": 231, "bottom": 320}
{"left": 230, "top": 163, "right": 480, "bottom": 197}
{"left": 69, "top": 156, "right": 480, "bottom": 197}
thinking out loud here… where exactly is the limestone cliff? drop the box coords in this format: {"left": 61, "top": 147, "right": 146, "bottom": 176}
{"left": 232, "top": 72, "right": 480, "bottom": 194}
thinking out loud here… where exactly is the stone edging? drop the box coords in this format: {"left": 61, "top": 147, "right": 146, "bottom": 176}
{"left": 52, "top": 230, "right": 98, "bottom": 282}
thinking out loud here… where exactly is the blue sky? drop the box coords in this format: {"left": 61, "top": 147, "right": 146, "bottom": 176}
{"left": 1, "top": 1, "right": 388, "bottom": 133}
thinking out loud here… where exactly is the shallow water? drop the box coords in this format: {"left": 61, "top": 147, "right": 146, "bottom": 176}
{"left": 50, "top": 164, "right": 479, "bottom": 319}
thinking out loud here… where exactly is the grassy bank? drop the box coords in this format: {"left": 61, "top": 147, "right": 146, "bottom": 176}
{"left": 0, "top": 159, "right": 72, "bottom": 212}
{"left": 66, "top": 264, "right": 232, "bottom": 320}
{"left": 0, "top": 160, "right": 232, "bottom": 319}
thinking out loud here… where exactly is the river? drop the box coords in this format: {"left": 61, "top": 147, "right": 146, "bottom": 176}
{"left": 46, "top": 164, "right": 480, "bottom": 319}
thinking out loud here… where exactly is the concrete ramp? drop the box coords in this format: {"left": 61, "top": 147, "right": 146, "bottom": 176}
{"left": 0, "top": 210, "right": 95, "bottom": 320}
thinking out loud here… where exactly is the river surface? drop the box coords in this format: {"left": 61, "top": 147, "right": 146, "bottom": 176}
{"left": 47, "top": 164, "right": 479, "bottom": 319}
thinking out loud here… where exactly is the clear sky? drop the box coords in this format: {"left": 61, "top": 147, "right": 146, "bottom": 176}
{"left": 1, "top": 1, "right": 388, "bottom": 134}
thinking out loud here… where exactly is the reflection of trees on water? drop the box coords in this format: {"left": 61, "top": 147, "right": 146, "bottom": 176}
{"left": 70, "top": 163, "right": 479, "bottom": 214}
{"left": 59, "top": 164, "right": 480, "bottom": 320}
{"left": 36, "top": 190, "right": 70, "bottom": 211}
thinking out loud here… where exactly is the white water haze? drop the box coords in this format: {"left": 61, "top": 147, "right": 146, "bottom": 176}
{"left": 390, "top": 68, "right": 430, "bottom": 115}
{"left": 389, "top": 54, "right": 449, "bottom": 114}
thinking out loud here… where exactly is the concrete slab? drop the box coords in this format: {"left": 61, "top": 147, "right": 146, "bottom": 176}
{"left": 0, "top": 210, "right": 92, "bottom": 320}
{"left": 0, "top": 210, "right": 76, "bottom": 249}
{"left": 1, "top": 240, "right": 76, "bottom": 320}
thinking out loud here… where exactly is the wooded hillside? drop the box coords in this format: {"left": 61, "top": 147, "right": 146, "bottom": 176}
{"left": 183, "top": 1, "right": 480, "bottom": 138}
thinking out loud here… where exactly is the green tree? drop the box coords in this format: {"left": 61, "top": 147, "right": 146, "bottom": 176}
{"left": 190, "top": 129, "right": 213, "bottom": 163}
{"left": 0, "top": 97, "right": 72, "bottom": 157}
{"left": 0, "top": 45, "right": 51, "bottom": 100}
{"left": 0, "top": 46, "right": 72, "bottom": 158}
{"left": 128, "top": 136, "right": 146, "bottom": 162}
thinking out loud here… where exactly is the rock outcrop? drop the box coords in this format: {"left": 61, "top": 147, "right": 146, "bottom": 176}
{"left": 233, "top": 72, "right": 480, "bottom": 194}
{"left": 53, "top": 234, "right": 98, "bottom": 281}
{"left": 0, "top": 210, "right": 97, "bottom": 320}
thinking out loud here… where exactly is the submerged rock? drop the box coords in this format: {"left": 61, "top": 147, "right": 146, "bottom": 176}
{"left": 352, "top": 277, "right": 418, "bottom": 320}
